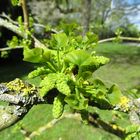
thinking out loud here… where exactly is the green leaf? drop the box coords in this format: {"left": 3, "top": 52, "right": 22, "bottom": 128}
{"left": 65, "top": 51, "right": 109, "bottom": 74}
{"left": 80, "top": 71, "right": 93, "bottom": 80}
{"left": 86, "top": 32, "right": 98, "bottom": 44}
{"left": 23, "top": 47, "right": 43, "bottom": 63}
{"left": 23, "top": 47, "right": 51, "bottom": 63}
{"left": 107, "top": 85, "right": 122, "bottom": 105}
{"left": 28, "top": 67, "right": 50, "bottom": 79}
{"left": 7, "top": 36, "right": 19, "bottom": 48}
{"left": 65, "top": 94, "right": 88, "bottom": 110}
{"left": 65, "top": 50, "right": 92, "bottom": 66}
{"left": 125, "top": 125, "right": 140, "bottom": 134}
{"left": 93, "top": 79, "right": 107, "bottom": 91}
{"left": 59, "top": 22, "right": 78, "bottom": 36}
{"left": 11, "top": 0, "right": 20, "bottom": 6}
{"left": 52, "top": 33, "right": 68, "bottom": 49}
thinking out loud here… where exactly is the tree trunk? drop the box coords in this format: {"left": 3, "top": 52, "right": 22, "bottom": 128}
{"left": 82, "top": 0, "right": 92, "bottom": 36}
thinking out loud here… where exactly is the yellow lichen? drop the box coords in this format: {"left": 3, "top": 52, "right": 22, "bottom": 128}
{"left": 6, "top": 78, "right": 36, "bottom": 96}
{"left": 119, "top": 96, "right": 130, "bottom": 111}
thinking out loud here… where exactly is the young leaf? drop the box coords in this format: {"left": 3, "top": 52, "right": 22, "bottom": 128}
{"left": 52, "top": 33, "right": 68, "bottom": 49}
{"left": 65, "top": 50, "right": 109, "bottom": 70}
{"left": 65, "top": 94, "right": 88, "bottom": 110}
{"left": 23, "top": 47, "right": 51, "bottom": 63}
{"left": 107, "top": 84, "right": 122, "bottom": 105}
{"left": 65, "top": 50, "right": 92, "bottom": 66}
{"left": 28, "top": 67, "right": 50, "bottom": 79}
{"left": 11, "top": 0, "right": 20, "bottom": 6}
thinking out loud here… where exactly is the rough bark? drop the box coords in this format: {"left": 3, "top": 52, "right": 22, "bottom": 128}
{"left": 82, "top": 0, "right": 92, "bottom": 36}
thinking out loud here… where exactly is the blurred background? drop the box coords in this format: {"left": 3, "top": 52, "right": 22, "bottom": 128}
{"left": 0, "top": 0, "right": 140, "bottom": 140}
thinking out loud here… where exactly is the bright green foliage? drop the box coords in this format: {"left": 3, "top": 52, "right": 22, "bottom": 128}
{"left": 39, "top": 73, "right": 71, "bottom": 97}
{"left": 56, "top": 73, "right": 71, "bottom": 96}
{"left": 23, "top": 47, "right": 52, "bottom": 63}
{"left": 125, "top": 125, "right": 140, "bottom": 140}
{"left": 21, "top": 29, "right": 139, "bottom": 138}
{"left": 65, "top": 50, "right": 92, "bottom": 66}
{"left": 11, "top": 0, "right": 20, "bottom": 6}
{"left": 52, "top": 33, "right": 68, "bottom": 49}
{"left": 24, "top": 32, "right": 123, "bottom": 116}
{"left": 107, "top": 85, "right": 123, "bottom": 105}
{"left": 39, "top": 73, "right": 57, "bottom": 97}
{"left": 65, "top": 50, "right": 109, "bottom": 75}
{"left": 65, "top": 94, "right": 88, "bottom": 110}
{"left": 1, "top": 2, "right": 139, "bottom": 139}
{"left": 7, "top": 36, "right": 19, "bottom": 48}
{"left": 52, "top": 94, "right": 65, "bottom": 118}
{"left": 0, "top": 51, "right": 9, "bottom": 58}
{"left": 28, "top": 67, "right": 50, "bottom": 79}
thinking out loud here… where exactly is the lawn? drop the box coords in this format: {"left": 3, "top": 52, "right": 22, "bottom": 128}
{"left": 0, "top": 42, "right": 139, "bottom": 140}
{"left": 94, "top": 42, "right": 140, "bottom": 91}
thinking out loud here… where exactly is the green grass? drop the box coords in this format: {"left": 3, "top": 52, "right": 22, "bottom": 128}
{"left": 0, "top": 42, "right": 140, "bottom": 140}
{"left": 94, "top": 42, "right": 140, "bottom": 56}
{"left": 0, "top": 104, "right": 120, "bottom": 140}
{"left": 94, "top": 42, "right": 140, "bottom": 91}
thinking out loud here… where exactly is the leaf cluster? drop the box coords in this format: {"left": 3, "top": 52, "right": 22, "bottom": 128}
{"left": 23, "top": 31, "right": 127, "bottom": 122}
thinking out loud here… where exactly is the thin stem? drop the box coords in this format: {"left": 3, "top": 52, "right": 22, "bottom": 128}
{"left": 21, "top": 0, "right": 29, "bottom": 30}
{"left": 0, "top": 46, "right": 23, "bottom": 51}
{"left": 57, "top": 49, "right": 61, "bottom": 72}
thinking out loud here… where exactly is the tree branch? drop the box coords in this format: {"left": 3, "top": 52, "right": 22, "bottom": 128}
{"left": 0, "top": 18, "right": 26, "bottom": 38}
{"left": 0, "top": 94, "right": 22, "bottom": 104}
{"left": 98, "top": 36, "right": 140, "bottom": 43}
{"left": 0, "top": 17, "right": 46, "bottom": 49}
{"left": 0, "top": 46, "right": 23, "bottom": 52}
{"left": 82, "top": 0, "right": 92, "bottom": 35}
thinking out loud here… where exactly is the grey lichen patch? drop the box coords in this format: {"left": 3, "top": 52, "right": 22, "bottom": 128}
{"left": 0, "top": 106, "right": 19, "bottom": 131}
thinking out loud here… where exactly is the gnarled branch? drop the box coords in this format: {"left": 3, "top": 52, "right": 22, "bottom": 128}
{"left": 0, "top": 17, "right": 46, "bottom": 49}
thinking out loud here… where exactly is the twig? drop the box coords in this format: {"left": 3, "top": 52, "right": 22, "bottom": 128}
{"left": 0, "top": 17, "right": 46, "bottom": 49}
{"left": 20, "top": 0, "right": 29, "bottom": 30}
{"left": 0, "top": 13, "right": 18, "bottom": 25}
{"left": 98, "top": 36, "right": 140, "bottom": 43}
{"left": 0, "top": 46, "right": 23, "bottom": 51}
{"left": 0, "top": 18, "right": 26, "bottom": 38}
